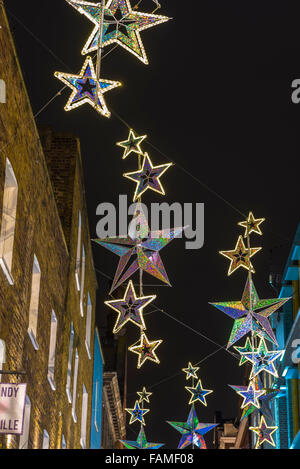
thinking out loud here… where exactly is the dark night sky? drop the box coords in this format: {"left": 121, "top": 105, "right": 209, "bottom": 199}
{"left": 6, "top": 0, "right": 300, "bottom": 449}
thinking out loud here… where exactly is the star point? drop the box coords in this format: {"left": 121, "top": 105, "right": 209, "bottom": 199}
{"left": 128, "top": 332, "right": 162, "bottom": 369}
{"left": 120, "top": 426, "right": 164, "bottom": 449}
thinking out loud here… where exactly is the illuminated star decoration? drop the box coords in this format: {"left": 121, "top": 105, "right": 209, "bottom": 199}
{"left": 185, "top": 379, "right": 213, "bottom": 407}
{"left": 234, "top": 337, "right": 254, "bottom": 366}
{"left": 124, "top": 153, "right": 172, "bottom": 202}
{"left": 54, "top": 56, "right": 121, "bottom": 117}
{"left": 67, "top": 0, "right": 170, "bottom": 64}
{"left": 182, "top": 362, "right": 199, "bottom": 381}
{"left": 120, "top": 426, "right": 164, "bottom": 449}
{"left": 240, "top": 376, "right": 280, "bottom": 421}
{"left": 238, "top": 211, "right": 265, "bottom": 238}
{"left": 167, "top": 406, "right": 218, "bottom": 450}
{"left": 229, "top": 381, "right": 265, "bottom": 409}
{"left": 249, "top": 415, "right": 278, "bottom": 449}
{"left": 129, "top": 332, "right": 162, "bottom": 369}
{"left": 104, "top": 280, "right": 156, "bottom": 333}
{"left": 219, "top": 235, "right": 261, "bottom": 276}
{"left": 137, "top": 387, "right": 152, "bottom": 404}
{"left": 117, "top": 129, "right": 147, "bottom": 159}
{"left": 210, "top": 277, "right": 291, "bottom": 348}
{"left": 125, "top": 400, "right": 149, "bottom": 425}
{"left": 93, "top": 203, "right": 185, "bottom": 293}
{"left": 240, "top": 337, "right": 284, "bottom": 379}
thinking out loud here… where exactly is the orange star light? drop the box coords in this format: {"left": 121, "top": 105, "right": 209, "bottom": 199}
{"left": 238, "top": 211, "right": 265, "bottom": 238}
{"left": 129, "top": 332, "right": 162, "bottom": 369}
{"left": 219, "top": 235, "right": 262, "bottom": 276}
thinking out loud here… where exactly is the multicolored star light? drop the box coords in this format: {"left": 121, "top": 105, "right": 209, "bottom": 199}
{"left": 219, "top": 235, "right": 261, "bottom": 276}
{"left": 238, "top": 211, "right": 265, "bottom": 238}
{"left": 229, "top": 382, "right": 265, "bottom": 409}
{"left": 125, "top": 400, "right": 150, "bottom": 425}
{"left": 240, "top": 376, "right": 280, "bottom": 422}
{"left": 240, "top": 337, "right": 284, "bottom": 379}
{"left": 67, "top": 0, "right": 170, "bottom": 64}
{"left": 117, "top": 129, "right": 147, "bottom": 159}
{"left": 120, "top": 426, "right": 164, "bottom": 449}
{"left": 249, "top": 415, "right": 278, "bottom": 449}
{"left": 182, "top": 362, "right": 199, "bottom": 381}
{"left": 185, "top": 379, "right": 213, "bottom": 407}
{"left": 128, "top": 332, "right": 162, "bottom": 369}
{"left": 54, "top": 56, "right": 121, "bottom": 117}
{"left": 137, "top": 387, "right": 152, "bottom": 404}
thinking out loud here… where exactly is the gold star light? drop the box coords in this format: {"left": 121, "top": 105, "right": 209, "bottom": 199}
{"left": 125, "top": 400, "right": 150, "bottom": 425}
{"left": 129, "top": 332, "right": 162, "bottom": 369}
{"left": 185, "top": 379, "right": 213, "bottom": 406}
{"left": 117, "top": 129, "right": 147, "bottom": 159}
{"left": 137, "top": 387, "right": 152, "bottom": 404}
{"left": 182, "top": 362, "right": 199, "bottom": 381}
{"left": 249, "top": 415, "right": 278, "bottom": 449}
{"left": 219, "top": 235, "right": 262, "bottom": 276}
{"left": 238, "top": 211, "right": 265, "bottom": 238}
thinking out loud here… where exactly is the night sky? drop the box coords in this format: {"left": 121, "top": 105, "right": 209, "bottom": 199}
{"left": 6, "top": 0, "right": 300, "bottom": 449}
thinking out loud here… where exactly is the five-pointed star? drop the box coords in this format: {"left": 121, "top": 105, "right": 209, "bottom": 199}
{"left": 238, "top": 211, "right": 265, "bottom": 238}
{"left": 93, "top": 203, "right": 185, "bottom": 293}
{"left": 137, "top": 387, "right": 152, "bottom": 404}
{"left": 240, "top": 337, "right": 284, "bottom": 379}
{"left": 54, "top": 56, "right": 121, "bottom": 117}
{"left": 234, "top": 337, "right": 255, "bottom": 366}
{"left": 125, "top": 400, "right": 150, "bottom": 425}
{"left": 229, "top": 381, "right": 265, "bottom": 409}
{"left": 167, "top": 406, "right": 218, "bottom": 450}
{"left": 120, "top": 426, "right": 164, "bottom": 449}
{"left": 182, "top": 362, "right": 199, "bottom": 381}
{"left": 249, "top": 415, "right": 278, "bottom": 449}
{"left": 128, "top": 333, "right": 162, "bottom": 369}
{"left": 240, "top": 376, "right": 280, "bottom": 422}
{"left": 67, "top": 0, "right": 170, "bottom": 63}
{"left": 104, "top": 280, "right": 156, "bottom": 333}
{"left": 185, "top": 379, "right": 213, "bottom": 406}
{"left": 117, "top": 129, "right": 147, "bottom": 159}
{"left": 219, "top": 235, "right": 261, "bottom": 276}
{"left": 124, "top": 153, "right": 172, "bottom": 201}
{"left": 209, "top": 277, "right": 291, "bottom": 348}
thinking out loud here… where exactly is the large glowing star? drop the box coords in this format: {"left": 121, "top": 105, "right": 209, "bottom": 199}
{"left": 104, "top": 280, "right": 156, "bottom": 333}
{"left": 93, "top": 203, "right": 185, "bottom": 293}
{"left": 238, "top": 211, "right": 265, "bottom": 238}
{"left": 219, "top": 235, "right": 261, "bottom": 276}
{"left": 120, "top": 426, "right": 164, "bottom": 449}
{"left": 210, "top": 277, "right": 291, "bottom": 348}
{"left": 240, "top": 337, "right": 284, "bottom": 379}
{"left": 129, "top": 333, "right": 162, "bottom": 369}
{"left": 182, "top": 362, "right": 199, "bottom": 381}
{"left": 125, "top": 400, "right": 149, "bottom": 425}
{"left": 249, "top": 415, "right": 278, "bottom": 449}
{"left": 137, "top": 387, "right": 152, "bottom": 404}
{"left": 185, "top": 379, "right": 213, "bottom": 406}
{"left": 124, "top": 153, "right": 172, "bottom": 202}
{"left": 167, "top": 406, "right": 218, "bottom": 450}
{"left": 54, "top": 56, "right": 121, "bottom": 117}
{"left": 67, "top": 0, "right": 170, "bottom": 64}
{"left": 117, "top": 129, "right": 147, "bottom": 159}
{"left": 229, "top": 382, "right": 265, "bottom": 409}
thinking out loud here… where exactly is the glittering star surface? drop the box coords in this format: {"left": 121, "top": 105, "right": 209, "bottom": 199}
{"left": 210, "top": 277, "right": 290, "bottom": 348}
{"left": 125, "top": 400, "right": 149, "bottom": 425}
{"left": 137, "top": 387, "right": 152, "bottom": 404}
{"left": 185, "top": 379, "right": 213, "bottom": 406}
{"left": 249, "top": 415, "right": 278, "bottom": 449}
{"left": 229, "top": 381, "right": 265, "bottom": 409}
{"left": 104, "top": 280, "right": 155, "bottom": 333}
{"left": 93, "top": 203, "right": 185, "bottom": 293}
{"left": 182, "top": 362, "right": 199, "bottom": 381}
{"left": 54, "top": 56, "right": 121, "bottom": 117}
{"left": 234, "top": 337, "right": 254, "bottom": 366}
{"left": 167, "top": 406, "right": 218, "bottom": 450}
{"left": 240, "top": 376, "right": 280, "bottom": 421}
{"left": 120, "top": 426, "right": 164, "bottom": 449}
{"left": 129, "top": 333, "right": 162, "bottom": 369}
{"left": 238, "top": 211, "right": 265, "bottom": 238}
{"left": 117, "top": 129, "right": 147, "bottom": 159}
{"left": 240, "top": 337, "right": 284, "bottom": 379}
{"left": 67, "top": 0, "right": 170, "bottom": 63}
{"left": 219, "top": 235, "right": 261, "bottom": 275}
{"left": 124, "top": 153, "right": 172, "bottom": 201}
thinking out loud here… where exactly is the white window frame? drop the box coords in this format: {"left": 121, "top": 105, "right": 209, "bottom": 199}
{"left": 27, "top": 255, "right": 41, "bottom": 350}
{"left": 85, "top": 293, "right": 92, "bottom": 359}
{"left": 79, "top": 245, "right": 86, "bottom": 317}
{"left": 61, "top": 434, "right": 66, "bottom": 449}
{"left": 75, "top": 211, "right": 82, "bottom": 291}
{"left": 71, "top": 349, "right": 79, "bottom": 423}
{"left": 19, "top": 395, "right": 31, "bottom": 449}
{"left": 66, "top": 323, "right": 74, "bottom": 403}
{"left": 47, "top": 310, "right": 57, "bottom": 391}
{"left": 42, "top": 429, "right": 50, "bottom": 449}
{"left": 80, "top": 384, "right": 88, "bottom": 449}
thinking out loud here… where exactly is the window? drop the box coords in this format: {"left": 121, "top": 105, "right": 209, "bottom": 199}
{"left": 71, "top": 349, "right": 79, "bottom": 423}
{"left": 66, "top": 323, "right": 74, "bottom": 403}
{"left": 42, "top": 429, "right": 50, "bottom": 449}
{"left": 85, "top": 293, "right": 92, "bottom": 359}
{"left": 80, "top": 385, "right": 88, "bottom": 449}
{"left": 27, "top": 255, "right": 41, "bottom": 350}
{"left": 61, "top": 434, "right": 66, "bottom": 449}
{"left": 47, "top": 310, "right": 57, "bottom": 391}
{"left": 0, "top": 79, "right": 6, "bottom": 103}
{"left": 19, "top": 396, "right": 31, "bottom": 449}
{"left": 75, "top": 211, "right": 82, "bottom": 291}
{"left": 0, "top": 158, "right": 18, "bottom": 284}
{"left": 79, "top": 246, "right": 86, "bottom": 317}
{"left": 0, "top": 339, "right": 5, "bottom": 383}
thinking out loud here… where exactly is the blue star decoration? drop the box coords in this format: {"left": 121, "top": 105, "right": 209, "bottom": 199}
{"left": 167, "top": 406, "right": 218, "bottom": 449}
{"left": 125, "top": 400, "right": 149, "bottom": 425}
{"left": 185, "top": 379, "right": 213, "bottom": 406}
{"left": 54, "top": 56, "right": 121, "bottom": 117}
{"left": 240, "top": 337, "right": 284, "bottom": 379}
{"left": 229, "top": 381, "right": 265, "bottom": 409}
{"left": 120, "top": 426, "right": 164, "bottom": 449}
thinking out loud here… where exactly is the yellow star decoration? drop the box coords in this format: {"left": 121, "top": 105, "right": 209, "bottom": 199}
{"left": 238, "top": 211, "right": 265, "bottom": 238}
{"left": 137, "top": 387, "right": 152, "bottom": 404}
{"left": 117, "top": 129, "right": 147, "bottom": 159}
{"left": 249, "top": 415, "right": 278, "bottom": 449}
{"left": 219, "top": 235, "right": 262, "bottom": 276}
{"left": 128, "top": 332, "right": 162, "bottom": 369}
{"left": 185, "top": 379, "right": 213, "bottom": 406}
{"left": 125, "top": 400, "right": 150, "bottom": 425}
{"left": 182, "top": 362, "right": 199, "bottom": 380}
